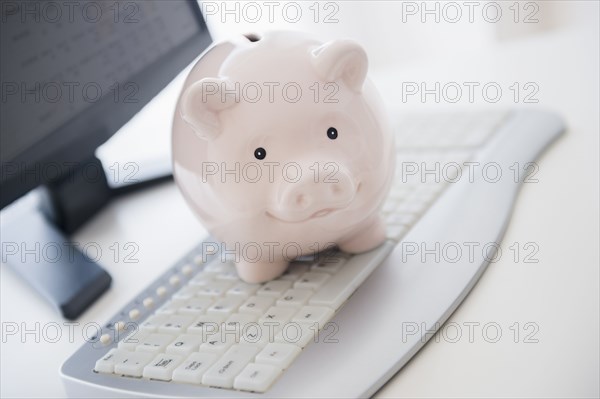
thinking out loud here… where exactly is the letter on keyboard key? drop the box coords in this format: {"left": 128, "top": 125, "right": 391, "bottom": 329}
{"left": 173, "top": 286, "right": 198, "bottom": 300}
{"left": 259, "top": 306, "right": 296, "bottom": 326}
{"left": 202, "top": 344, "right": 260, "bottom": 388}
{"left": 172, "top": 352, "right": 218, "bottom": 384}
{"left": 276, "top": 288, "right": 313, "bottom": 307}
{"left": 95, "top": 348, "right": 128, "bottom": 373}
{"left": 178, "top": 297, "right": 213, "bottom": 314}
{"left": 200, "top": 331, "right": 238, "bottom": 353}
{"left": 256, "top": 280, "right": 293, "bottom": 297}
{"left": 238, "top": 295, "right": 275, "bottom": 315}
{"left": 187, "top": 314, "right": 224, "bottom": 335}
{"left": 113, "top": 351, "right": 154, "bottom": 377}
{"left": 118, "top": 330, "right": 150, "bottom": 351}
{"left": 157, "top": 315, "right": 195, "bottom": 334}
{"left": 310, "top": 256, "right": 347, "bottom": 274}
{"left": 139, "top": 314, "right": 169, "bottom": 331}
{"left": 142, "top": 353, "right": 184, "bottom": 381}
{"left": 206, "top": 296, "right": 244, "bottom": 315}
{"left": 227, "top": 282, "right": 261, "bottom": 296}
{"left": 224, "top": 313, "right": 259, "bottom": 330}
{"left": 293, "top": 272, "right": 330, "bottom": 290}
{"left": 292, "top": 306, "right": 334, "bottom": 326}
{"left": 136, "top": 333, "right": 175, "bottom": 353}
{"left": 165, "top": 334, "right": 203, "bottom": 356}
{"left": 196, "top": 282, "right": 234, "bottom": 297}
{"left": 157, "top": 299, "right": 187, "bottom": 315}
{"left": 277, "top": 263, "right": 309, "bottom": 281}
{"left": 255, "top": 343, "right": 301, "bottom": 370}
{"left": 234, "top": 363, "right": 282, "bottom": 393}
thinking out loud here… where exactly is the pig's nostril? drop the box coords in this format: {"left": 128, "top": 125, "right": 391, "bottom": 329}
{"left": 295, "top": 194, "right": 307, "bottom": 207}
{"left": 244, "top": 33, "right": 261, "bottom": 42}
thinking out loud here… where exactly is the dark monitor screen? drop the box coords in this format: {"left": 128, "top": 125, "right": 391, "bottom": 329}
{"left": 0, "top": 0, "right": 211, "bottom": 208}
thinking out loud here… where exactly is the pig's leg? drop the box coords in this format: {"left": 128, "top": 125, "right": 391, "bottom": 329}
{"left": 235, "top": 259, "right": 289, "bottom": 283}
{"left": 338, "top": 215, "right": 387, "bottom": 254}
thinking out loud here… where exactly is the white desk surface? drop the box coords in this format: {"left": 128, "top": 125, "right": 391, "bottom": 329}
{"left": 1, "top": 23, "right": 598, "bottom": 398}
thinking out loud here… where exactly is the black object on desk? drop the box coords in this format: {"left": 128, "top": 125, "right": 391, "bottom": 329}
{"left": 0, "top": 0, "right": 212, "bottom": 319}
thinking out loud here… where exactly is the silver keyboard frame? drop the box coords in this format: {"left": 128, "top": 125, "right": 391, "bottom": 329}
{"left": 61, "top": 109, "right": 565, "bottom": 398}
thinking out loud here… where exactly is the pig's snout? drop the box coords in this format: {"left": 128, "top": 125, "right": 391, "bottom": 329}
{"left": 271, "top": 167, "right": 357, "bottom": 223}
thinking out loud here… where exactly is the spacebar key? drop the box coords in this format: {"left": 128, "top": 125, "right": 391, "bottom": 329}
{"left": 309, "top": 241, "right": 394, "bottom": 310}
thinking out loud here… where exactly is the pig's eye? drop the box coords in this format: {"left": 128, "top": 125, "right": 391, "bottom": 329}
{"left": 327, "top": 127, "right": 338, "bottom": 140}
{"left": 254, "top": 147, "right": 267, "bottom": 160}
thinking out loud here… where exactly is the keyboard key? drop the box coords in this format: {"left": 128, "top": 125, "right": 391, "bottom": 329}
{"left": 202, "top": 345, "right": 260, "bottom": 388}
{"left": 234, "top": 363, "right": 282, "bottom": 392}
{"left": 165, "top": 334, "right": 204, "bottom": 356}
{"left": 139, "top": 314, "right": 168, "bottom": 332}
{"left": 200, "top": 332, "right": 238, "bottom": 353}
{"left": 258, "top": 306, "right": 296, "bottom": 328}
{"left": 207, "top": 296, "right": 244, "bottom": 315}
{"left": 172, "top": 352, "right": 218, "bottom": 384}
{"left": 157, "top": 315, "right": 195, "bottom": 334}
{"left": 203, "top": 261, "right": 236, "bottom": 274}
{"left": 310, "top": 256, "right": 347, "bottom": 274}
{"left": 142, "top": 353, "right": 184, "bottom": 381}
{"left": 275, "top": 322, "right": 319, "bottom": 348}
{"left": 276, "top": 289, "right": 313, "bottom": 308}
{"left": 187, "top": 314, "right": 225, "bottom": 335}
{"left": 277, "top": 263, "right": 309, "bottom": 281}
{"left": 172, "top": 286, "right": 198, "bottom": 300}
{"left": 257, "top": 280, "right": 293, "bottom": 297}
{"left": 396, "top": 200, "right": 427, "bottom": 214}
{"left": 224, "top": 313, "right": 259, "bottom": 330}
{"left": 292, "top": 306, "right": 334, "bottom": 326}
{"left": 386, "top": 213, "right": 417, "bottom": 226}
{"left": 189, "top": 274, "right": 214, "bottom": 286}
{"left": 178, "top": 297, "right": 213, "bottom": 315}
{"left": 227, "top": 282, "right": 261, "bottom": 296}
{"left": 239, "top": 321, "right": 279, "bottom": 347}
{"left": 215, "top": 270, "right": 240, "bottom": 281}
{"left": 136, "top": 333, "right": 175, "bottom": 353}
{"left": 156, "top": 299, "right": 186, "bottom": 315}
{"left": 309, "top": 244, "right": 393, "bottom": 310}
{"left": 95, "top": 348, "right": 128, "bottom": 373}
{"left": 118, "top": 330, "right": 149, "bottom": 351}
{"left": 294, "top": 272, "right": 330, "bottom": 290}
{"left": 255, "top": 343, "right": 301, "bottom": 370}
{"left": 196, "top": 282, "right": 234, "bottom": 297}
{"left": 387, "top": 225, "right": 409, "bottom": 240}
{"left": 114, "top": 351, "right": 154, "bottom": 377}
{"left": 238, "top": 296, "right": 275, "bottom": 315}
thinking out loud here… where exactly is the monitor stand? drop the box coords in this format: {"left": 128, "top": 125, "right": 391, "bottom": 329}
{"left": 1, "top": 157, "right": 171, "bottom": 320}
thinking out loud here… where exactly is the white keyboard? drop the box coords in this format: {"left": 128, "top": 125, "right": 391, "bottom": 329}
{"left": 61, "top": 109, "right": 565, "bottom": 397}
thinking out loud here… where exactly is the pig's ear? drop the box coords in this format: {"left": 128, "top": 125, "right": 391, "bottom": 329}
{"left": 180, "top": 77, "right": 236, "bottom": 140}
{"left": 311, "top": 39, "right": 368, "bottom": 93}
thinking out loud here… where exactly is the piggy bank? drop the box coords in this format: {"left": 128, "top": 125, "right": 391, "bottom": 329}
{"left": 172, "top": 31, "right": 395, "bottom": 283}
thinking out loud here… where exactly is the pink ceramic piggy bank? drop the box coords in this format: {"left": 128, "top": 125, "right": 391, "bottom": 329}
{"left": 172, "top": 31, "right": 395, "bottom": 283}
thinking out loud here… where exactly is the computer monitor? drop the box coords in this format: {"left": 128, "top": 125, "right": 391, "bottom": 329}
{"left": 1, "top": 0, "right": 210, "bottom": 207}
{"left": 0, "top": 0, "right": 212, "bottom": 318}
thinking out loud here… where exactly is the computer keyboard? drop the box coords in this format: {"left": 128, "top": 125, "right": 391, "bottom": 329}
{"left": 61, "top": 109, "right": 565, "bottom": 397}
